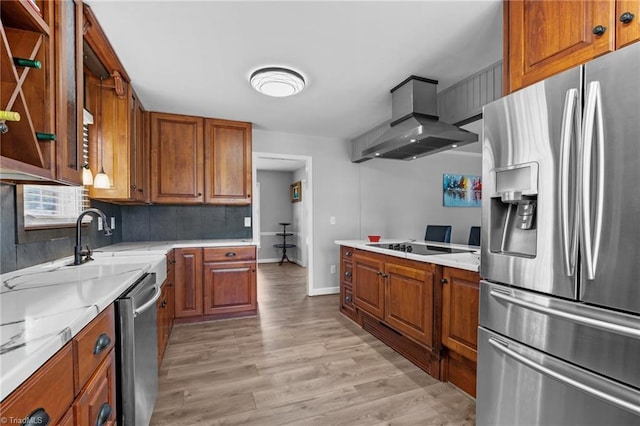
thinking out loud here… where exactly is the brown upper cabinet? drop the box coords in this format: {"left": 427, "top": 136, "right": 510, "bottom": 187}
{"left": 505, "top": 0, "right": 640, "bottom": 94}
{"left": 1, "top": 0, "right": 83, "bottom": 183}
{"left": 150, "top": 112, "right": 204, "bottom": 203}
{"left": 150, "top": 112, "right": 252, "bottom": 205}
{"left": 83, "top": 4, "right": 148, "bottom": 202}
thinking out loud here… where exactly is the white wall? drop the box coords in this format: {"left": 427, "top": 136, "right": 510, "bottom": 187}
{"left": 253, "top": 130, "right": 360, "bottom": 293}
{"left": 256, "top": 170, "right": 296, "bottom": 262}
{"left": 359, "top": 151, "right": 482, "bottom": 244}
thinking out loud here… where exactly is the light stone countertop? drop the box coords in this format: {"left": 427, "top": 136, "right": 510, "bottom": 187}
{"left": 0, "top": 239, "right": 257, "bottom": 401}
{"left": 334, "top": 239, "right": 480, "bottom": 272}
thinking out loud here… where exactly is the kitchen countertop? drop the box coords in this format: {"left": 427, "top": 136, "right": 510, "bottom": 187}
{"left": 335, "top": 239, "right": 480, "bottom": 272}
{"left": 0, "top": 239, "right": 256, "bottom": 401}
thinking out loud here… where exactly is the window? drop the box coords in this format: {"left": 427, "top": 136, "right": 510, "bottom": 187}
{"left": 23, "top": 185, "right": 90, "bottom": 229}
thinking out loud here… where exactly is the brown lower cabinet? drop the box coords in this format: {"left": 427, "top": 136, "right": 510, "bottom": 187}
{"left": 341, "top": 246, "right": 479, "bottom": 392}
{"left": 351, "top": 249, "right": 442, "bottom": 377}
{"left": 174, "top": 246, "right": 257, "bottom": 321}
{"left": 0, "top": 305, "right": 117, "bottom": 425}
{"left": 440, "top": 267, "right": 480, "bottom": 397}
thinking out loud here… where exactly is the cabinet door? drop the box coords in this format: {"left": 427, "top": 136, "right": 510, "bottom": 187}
{"left": 441, "top": 267, "right": 480, "bottom": 362}
{"left": 352, "top": 252, "right": 385, "bottom": 320}
{"left": 87, "top": 77, "right": 132, "bottom": 199}
{"left": 130, "top": 91, "right": 148, "bottom": 202}
{"left": 203, "top": 261, "right": 256, "bottom": 315}
{"left": 204, "top": 118, "right": 252, "bottom": 205}
{"left": 174, "top": 248, "right": 203, "bottom": 318}
{"left": 506, "top": 0, "right": 615, "bottom": 93}
{"left": 74, "top": 351, "right": 116, "bottom": 426}
{"left": 384, "top": 261, "right": 435, "bottom": 348}
{"left": 150, "top": 112, "right": 204, "bottom": 203}
{"left": 616, "top": 0, "right": 640, "bottom": 49}
{"left": 0, "top": 344, "right": 74, "bottom": 426}
{"left": 54, "top": 0, "right": 83, "bottom": 185}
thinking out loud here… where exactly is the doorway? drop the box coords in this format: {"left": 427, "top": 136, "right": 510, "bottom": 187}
{"left": 252, "top": 152, "right": 313, "bottom": 295}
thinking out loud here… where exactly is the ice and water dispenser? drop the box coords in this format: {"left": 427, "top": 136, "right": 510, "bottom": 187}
{"left": 489, "top": 162, "right": 538, "bottom": 258}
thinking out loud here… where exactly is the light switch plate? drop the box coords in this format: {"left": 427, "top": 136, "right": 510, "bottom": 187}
{"left": 330, "top": 216, "right": 336, "bottom": 225}
{"left": 110, "top": 217, "right": 116, "bottom": 229}
{"left": 244, "top": 217, "right": 251, "bottom": 227}
{"left": 97, "top": 217, "right": 103, "bottom": 231}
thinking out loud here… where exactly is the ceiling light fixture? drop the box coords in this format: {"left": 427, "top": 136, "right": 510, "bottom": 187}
{"left": 250, "top": 67, "right": 305, "bottom": 97}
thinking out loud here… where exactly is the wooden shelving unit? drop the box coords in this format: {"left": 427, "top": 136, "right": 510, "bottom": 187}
{"left": 1, "top": 0, "right": 55, "bottom": 178}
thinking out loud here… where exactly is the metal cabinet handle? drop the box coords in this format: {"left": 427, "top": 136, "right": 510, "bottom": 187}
{"left": 161, "top": 300, "right": 167, "bottom": 308}
{"left": 344, "top": 271, "right": 352, "bottom": 278}
{"left": 25, "top": 408, "right": 50, "bottom": 426}
{"left": 440, "top": 278, "right": 448, "bottom": 284}
{"left": 345, "top": 251, "right": 353, "bottom": 257}
{"left": 592, "top": 25, "right": 607, "bottom": 35}
{"left": 345, "top": 295, "right": 352, "bottom": 303}
{"left": 93, "top": 333, "right": 111, "bottom": 355}
{"left": 197, "top": 192, "right": 202, "bottom": 196}
{"left": 620, "top": 12, "right": 635, "bottom": 23}
{"left": 138, "top": 188, "right": 144, "bottom": 193}
{"left": 225, "top": 252, "right": 237, "bottom": 257}
{"left": 95, "top": 402, "right": 112, "bottom": 426}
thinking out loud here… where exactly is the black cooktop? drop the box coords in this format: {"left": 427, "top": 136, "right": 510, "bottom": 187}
{"left": 367, "top": 243, "right": 470, "bottom": 256}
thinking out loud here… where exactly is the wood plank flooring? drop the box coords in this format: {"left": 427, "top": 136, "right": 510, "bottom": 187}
{"left": 150, "top": 263, "right": 475, "bottom": 425}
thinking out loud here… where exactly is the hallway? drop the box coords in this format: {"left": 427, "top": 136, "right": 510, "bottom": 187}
{"left": 150, "top": 263, "right": 475, "bottom": 425}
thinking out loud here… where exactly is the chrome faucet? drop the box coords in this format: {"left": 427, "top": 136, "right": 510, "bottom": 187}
{"left": 74, "top": 208, "right": 112, "bottom": 265}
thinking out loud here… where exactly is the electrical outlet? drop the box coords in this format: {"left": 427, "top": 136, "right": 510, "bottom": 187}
{"left": 244, "top": 217, "right": 251, "bottom": 227}
{"left": 110, "top": 217, "right": 116, "bottom": 229}
{"left": 330, "top": 216, "right": 336, "bottom": 225}
{"left": 330, "top": 265, "right": 336, "bottom": 274}
{"left": 97, "top": 217, "right": 103, "bottom": 231}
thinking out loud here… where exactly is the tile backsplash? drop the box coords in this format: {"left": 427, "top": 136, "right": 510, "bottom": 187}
{"left": 1, "top": 183, "right": 252, "bottom": 273}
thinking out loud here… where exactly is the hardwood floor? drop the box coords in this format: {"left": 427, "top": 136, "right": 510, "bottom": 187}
{"left": 150, "top": 263, "right": 476, "bottom": 425}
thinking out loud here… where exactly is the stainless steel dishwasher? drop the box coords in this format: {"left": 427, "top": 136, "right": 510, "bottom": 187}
{"left": 115, "top": 273, "right": 160, "bottom": 426}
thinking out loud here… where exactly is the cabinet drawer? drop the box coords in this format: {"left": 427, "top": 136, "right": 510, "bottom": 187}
{"left": 73, "top": 305, "right": 115, "bottom": 393}
{"left": 0, "top": 344, "right": 74, "bottom": 425}
{"left": 203, "top": 246, "right": 255, "bottom": 262}
{"left": 342, "top": 260, "right": 353, "bottom": 283}
{"left": 74, "top": 351, "right": 116, "bottom": 426}
{"left": 341, "top": 246, "right": 355, "bottom": 259}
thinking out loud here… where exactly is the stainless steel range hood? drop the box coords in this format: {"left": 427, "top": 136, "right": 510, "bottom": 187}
{"left": 362, "top": 76, "right": 478, "bottom": 160}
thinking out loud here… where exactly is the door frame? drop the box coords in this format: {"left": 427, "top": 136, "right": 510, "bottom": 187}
{"left": 252, "top": 152, "right": 314, "bottom": 296}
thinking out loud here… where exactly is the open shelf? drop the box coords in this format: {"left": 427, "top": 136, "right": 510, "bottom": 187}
{"left": 1, "top": 0, "right": 53, "bottom": 174}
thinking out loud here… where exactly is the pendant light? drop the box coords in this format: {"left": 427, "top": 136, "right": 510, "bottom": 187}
{"left": 82, "top": 164, "right": 93, "bottom": 185}
{"left": 93, "top": 78, "right": 110, "bottom": 189}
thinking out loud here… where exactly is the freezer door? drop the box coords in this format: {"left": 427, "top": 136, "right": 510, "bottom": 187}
{"left": 477, "top": 327, "right": 640, "bottom": 426}
{"left": 481, "top": 65, "right": 581, "bottom": 298}
{"left": 580, "top": 42, "right": 640, "bottom": 315}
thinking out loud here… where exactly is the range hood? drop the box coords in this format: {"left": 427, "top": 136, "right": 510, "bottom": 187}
{"left": 362, "top": 76, "right": 478, "bottom": 160}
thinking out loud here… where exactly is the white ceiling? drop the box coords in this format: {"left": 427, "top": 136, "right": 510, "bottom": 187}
{"left": 86, "top": 0, "right": 502, "bottom": 141}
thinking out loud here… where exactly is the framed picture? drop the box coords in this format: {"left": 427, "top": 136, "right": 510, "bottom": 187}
{"left": 443, "top": 174, "right": 482, "bottom": 207}
{"left": 290, "top": 181, "right": 302, "bottom": 202}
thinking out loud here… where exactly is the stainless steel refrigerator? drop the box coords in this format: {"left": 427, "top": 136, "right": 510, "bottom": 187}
{"left": 478, "top": 42, "right": 640, "bottom": 425}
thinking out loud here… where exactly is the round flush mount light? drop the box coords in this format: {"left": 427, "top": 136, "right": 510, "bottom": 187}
{"left": 250, "top": 67, "right": 305, "bottom": 97}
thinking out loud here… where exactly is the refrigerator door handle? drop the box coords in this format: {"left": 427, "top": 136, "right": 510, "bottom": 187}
{"left": 581, "top": 81, "right": 605, "bottom": 280}
{"left": 488, "top": 337, "right": 640, "bottom": 416}
{"left": 489, "top": 288, "right": 640, "bottom": 339}
{"left": 559, "top": 88, "right": 580, "bottom": 277}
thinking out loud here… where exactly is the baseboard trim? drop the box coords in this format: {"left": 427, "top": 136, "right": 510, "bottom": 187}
{"left": 309, "top": 286, "right": 339, "bottom": 296}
